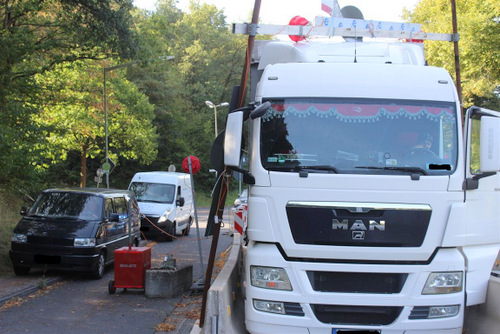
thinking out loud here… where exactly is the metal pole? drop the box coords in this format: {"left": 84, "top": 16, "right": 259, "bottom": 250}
{"left": 213, "top": 105, "right": 218, "bottom": 138}
{"left": 188, "top": 156, "right": 205, "bottom": 275}
{"left": 450, "top": 0, "right": 462, "bottom": 110}
{"left": 103, "top": 69, "right": 109, "bottom": 188}
{"left": 200, "top": 2, "right": 263, "bottom": 327}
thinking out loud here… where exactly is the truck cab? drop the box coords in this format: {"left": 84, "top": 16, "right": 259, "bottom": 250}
{"left": 224, "top": 38, "right": 500, "bottom": 334}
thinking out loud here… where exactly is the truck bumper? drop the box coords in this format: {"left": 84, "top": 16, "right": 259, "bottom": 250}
{"left": 244, "top": 243, "right": 465, "bottom": 334}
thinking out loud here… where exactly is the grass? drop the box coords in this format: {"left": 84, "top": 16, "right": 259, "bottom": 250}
{"left": 0, "top": 192, "right": 23, "bottom": 275}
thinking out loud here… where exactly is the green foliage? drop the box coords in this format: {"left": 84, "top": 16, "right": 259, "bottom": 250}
{"left": 125, "top": 0, "right": 247, "bottom": 191}
{"left": 32, "top": 59, "right": 158, "bottom": 187}
{"left": 0, "top": 0, "right": 139, "bottom": 192}
{"left": 406, "top": 0, "right": 500, "bottom": 109}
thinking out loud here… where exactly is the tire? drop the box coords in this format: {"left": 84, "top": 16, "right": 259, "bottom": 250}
{"left": 183, "top": 217, "right": 192, "bottom": 236}
{"left": 165, "top": 222, "right": 176, "bottom": 242}
{"left": 108, "top": 280, "right": 116, "bottom": 294}
{"left": 91, "top": 251, "right": 106, "bottom": 280}
{"left": 13, "top": 265, "right": 30, "bottom": 276}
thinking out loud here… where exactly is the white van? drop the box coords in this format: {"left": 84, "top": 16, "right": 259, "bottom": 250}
{"left": 128, "top": 172, "right": 193, "bottom": 241}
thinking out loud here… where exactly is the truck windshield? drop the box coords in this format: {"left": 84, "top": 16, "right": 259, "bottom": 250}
{"left": 129, "top": 182, "right": 175, "bottom": 204}
{"left": 260, "top": 98, "right": 457, "bottom": 175}
{"left": 28, "top": 192, "right": 104, "bottom": 220}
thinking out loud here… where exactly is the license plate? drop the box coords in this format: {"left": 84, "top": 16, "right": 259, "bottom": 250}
{"left": 333, "top": 330, "right": 381, "bottom": 334}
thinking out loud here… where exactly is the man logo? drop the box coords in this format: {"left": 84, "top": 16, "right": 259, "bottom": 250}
{"left": 352, "top": 231, "right": 365, "bottom": 240}
{"left": 332, "top": 219, "right": 386, "bottom": 231}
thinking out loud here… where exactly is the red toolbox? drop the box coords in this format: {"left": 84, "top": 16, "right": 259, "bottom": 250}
{"left": 108, "top": 246, "right": 151, "bottom": 294}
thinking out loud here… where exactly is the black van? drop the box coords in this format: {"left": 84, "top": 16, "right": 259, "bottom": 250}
{"left": 9, "top": 188, "right": 141, "bottom": 279}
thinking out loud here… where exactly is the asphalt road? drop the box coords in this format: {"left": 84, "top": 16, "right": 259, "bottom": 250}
{"left": 0, "top": 207, "right": 234, "bottom": 334}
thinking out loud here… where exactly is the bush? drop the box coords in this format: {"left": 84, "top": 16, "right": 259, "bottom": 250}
{"left": 0, "top": 191, "right": 24, "bottom": 274}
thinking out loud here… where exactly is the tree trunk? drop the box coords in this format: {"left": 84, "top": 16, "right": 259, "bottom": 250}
{"left": 80, "top": 149, "right": 87, "bottom": 188}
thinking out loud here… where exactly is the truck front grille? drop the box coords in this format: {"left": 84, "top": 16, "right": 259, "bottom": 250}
{"left": 307, "top": 271, "right": 408, "bottom": 293}
{"left": 311, "top": 304, "right": 403, "bottom": 325}
{"left": 287, "top": 201, "right": 431, "bottom": 247}
{"left": 27, "top": 236, "right": 73, "bottom": 246}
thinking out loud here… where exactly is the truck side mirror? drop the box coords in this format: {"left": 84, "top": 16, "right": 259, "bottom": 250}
{"left": 176, "top": 197, "right": 185, "bottom": 207}
{"left": 480, "top": 116, "right": 500, "bottom": 172}
{"left": 224, "top": 111, "right": 244, "bottom": 167}
{"left": 20, "top": 207, "right": 27, "bottom": 216}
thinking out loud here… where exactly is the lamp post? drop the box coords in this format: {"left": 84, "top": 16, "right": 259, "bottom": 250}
{"left": 103, "top": 56, "right": 174, "bottom": 188}
{"left": 205, "top": 100, "right": 229, "bottom": 138}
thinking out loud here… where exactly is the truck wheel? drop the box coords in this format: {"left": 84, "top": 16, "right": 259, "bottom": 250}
{"left": 91, "top": 251, "right": 106, "bottom": 279}
{"left": 108, "top": 280, "right": 116, "bottom": 294}
{"left": 13, "top": 265, "right": 30, "bottom": 276}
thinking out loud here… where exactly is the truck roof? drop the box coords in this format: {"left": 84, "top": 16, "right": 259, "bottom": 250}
{"left": 257, "top": 62, "right": 457, "bottom": 102}
{"left": 255, "top": 40, "right": 427, "bottom": 69}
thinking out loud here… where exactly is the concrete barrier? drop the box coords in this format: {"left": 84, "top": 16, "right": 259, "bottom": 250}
{"left": 191, "top": 234, "right": 246, "bottom": 334}
{"left": 145, "top": 264, "right": 193, "bottom": 298}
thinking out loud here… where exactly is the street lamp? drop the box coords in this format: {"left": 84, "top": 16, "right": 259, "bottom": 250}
{"left": 205, "top": 100, "right": 229, "bottom": 138}
{"left": 103, "top": 56, "right": 174, "bottom": 188}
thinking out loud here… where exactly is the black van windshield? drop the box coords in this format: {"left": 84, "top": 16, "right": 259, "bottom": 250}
{"left": 28, "top": 192, "right": 104, "bottom": 220}
{"left": 129, "top": 182, "right": 175, "bottom": 204}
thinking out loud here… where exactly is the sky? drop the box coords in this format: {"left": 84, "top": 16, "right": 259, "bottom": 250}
{"left": 133, "top": 0, "right": 421, "bottom": 24}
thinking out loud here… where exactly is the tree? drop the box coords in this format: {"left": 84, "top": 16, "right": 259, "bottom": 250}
{"left": 32, "top": 59, "right": 158, "bottom": 187}
{"left": 0, "top": 0, "right": 138, "bottom": 192}
{"left": 406, "top": 0, "right": 500, "bottom": 109}
{"left": 128, "top": 0, "right": 247, "bottom": 191}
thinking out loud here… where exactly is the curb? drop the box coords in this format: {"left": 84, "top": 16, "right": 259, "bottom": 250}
{"left": 0, "top": 276, "right": 64, "bottom": 306}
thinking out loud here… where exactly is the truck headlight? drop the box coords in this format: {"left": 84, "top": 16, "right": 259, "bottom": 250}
{"left": 250, "top": 266, "right": 292, "bottom": 290}
{"left": 74, "top": 238, "right": 96, "bottom": 247}
{"left": 422, "top": 272, "right": 463, "bottom": 294}
{"left": 253, "top": 299, "right": 286, "bottom": 314}
{"left": 11, "top": 233, "right": 27, "bottom": 243}
{"left": 410, "top": 305, "right": 460, "bottom": 319}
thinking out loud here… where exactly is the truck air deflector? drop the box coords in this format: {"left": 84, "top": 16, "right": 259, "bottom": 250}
{"left": 286, "top": 202, "right": 431, "bottom": 247}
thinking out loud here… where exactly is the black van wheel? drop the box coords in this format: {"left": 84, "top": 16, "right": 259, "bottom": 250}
{"left": 13, "top": 265, "right": 30, "bottom": 276}
{"left": 91, "top": 251, "right": 106, "bottom": 279}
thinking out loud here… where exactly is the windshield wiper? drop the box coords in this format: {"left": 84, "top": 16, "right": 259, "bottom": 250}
{"left": 269, "top": 165, "right": 338, "bottom": 174}
{"left": 141, "top": 199, "right": 169, "bottom": 204}
{"left": 356, "top": 166, "right": 428, "bottom": 175}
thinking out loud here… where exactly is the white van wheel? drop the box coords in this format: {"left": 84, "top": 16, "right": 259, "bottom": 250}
{"left": 165, "top": 222, "right": 176, "bottom": 242}
{"left": 183, "top": 217, "right": 192, "bottom": 236}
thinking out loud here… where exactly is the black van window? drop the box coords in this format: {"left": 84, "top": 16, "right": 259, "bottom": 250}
{"left": 104, "top": 198, "right": 114, "bottom": 218}
{"left": 114, "top": 197, "right": 127, "bottom": 215}
{"left": 28, "top": 192, "right": 103, "bottom": 220}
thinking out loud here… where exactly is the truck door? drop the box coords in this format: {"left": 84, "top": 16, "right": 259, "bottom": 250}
{"left": 461, "top": 107, "right": 500, "bottom": 305}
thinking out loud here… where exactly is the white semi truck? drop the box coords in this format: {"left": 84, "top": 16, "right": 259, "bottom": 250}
{"left": 221, "top": 16, "right": 500, "bottom": 334}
